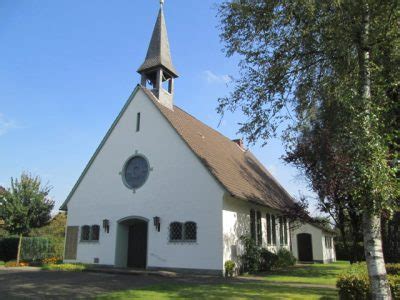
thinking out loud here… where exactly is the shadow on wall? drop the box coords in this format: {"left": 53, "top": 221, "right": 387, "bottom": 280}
{"left": 223, "top": 211, "right": 250, "bottom": 272}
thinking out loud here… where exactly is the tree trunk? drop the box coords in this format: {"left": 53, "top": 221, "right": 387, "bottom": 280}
{"left": 363, "top": 212, "right": 392, "bottom": 299}
{"left": 358, "top": 2, "right": 391, "bottom": 298}
{"left": 16, "top": 234, "right": 22, "bottom": 265}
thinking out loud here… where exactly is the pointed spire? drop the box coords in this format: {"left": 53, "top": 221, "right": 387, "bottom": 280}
{"left": 137, "top": 4, "right": 178, "bottom": 77}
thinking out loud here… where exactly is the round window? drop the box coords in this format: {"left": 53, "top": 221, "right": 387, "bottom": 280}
{"left": 123, "top": 156, "right": 150, "bottom": 189}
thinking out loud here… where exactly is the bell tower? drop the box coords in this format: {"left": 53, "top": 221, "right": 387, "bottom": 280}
{"left": 137, "top": 0, "right": 178, "bottom": 110}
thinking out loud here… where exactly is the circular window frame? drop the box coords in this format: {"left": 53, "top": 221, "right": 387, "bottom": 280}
{"left": 121, "top": 153, "right": 151, "bottom": 191}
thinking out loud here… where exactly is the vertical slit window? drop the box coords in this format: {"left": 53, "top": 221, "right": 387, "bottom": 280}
{"left": 279, "top": 216, "right": 284, "bottom": 245}
{"left": 136, "top": 112, "right": 141, "bottom": 132}
{"left": 250, "top": 209, "right": 256, "bottom": 241}
{"left": 272, "top": 215, "right": 277, "bottom": 245}
{"left": 266, "top": 213, "right": 272, "bottom": 245}
{"left": 283, "top": 217, "right": 288, "bottom": 245}
{"left": 256, "top": 211, "right": 262, "bottom": 245}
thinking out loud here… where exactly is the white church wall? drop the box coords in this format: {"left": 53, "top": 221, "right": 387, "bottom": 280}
{"left": 291, "top": 222, "right": 336, "bottom": 263}
{"left": 222, "top": 194, "right": 291, "bottom": 271}
{"left": 65, "top": 88, "right": 225, "bottom": 272}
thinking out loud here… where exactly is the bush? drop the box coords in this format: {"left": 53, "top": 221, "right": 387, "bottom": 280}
{"left": 0, "top": 261, "right": 4, "bottom": 266}
{"left": 337, "top": 262, "right": 400, "bottom": 299}
{"left": 239, "top": 235, "right": 262, "bottom": 273}
{"left": 386, "top": 264, "right": 400, "bottom": 275}
{"left": 260, "top": 249, "right": 278, "bottom": 271}
{"left": 276, "top": 249, "right": 296, "bottom": 268}
{"left": 0, "top": 237, "right": 19, "bottom": 262}
{"left": 41, "top": 263, "right": 86, "bottom": 272}
{"left": 42, "top": 256, "right": 63, "bottom": 265}
{"left": 20, "top": 237, "right": 64, "bottom": 262}
{"left": 225, "top": 260, "right": 236, "bottom": 277}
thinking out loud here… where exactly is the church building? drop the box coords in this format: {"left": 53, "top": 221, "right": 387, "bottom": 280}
{"left": 60, "top": 2, "right": 335, "bottom": 275}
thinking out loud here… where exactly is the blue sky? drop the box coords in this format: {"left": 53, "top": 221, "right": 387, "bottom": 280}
{"left": 0, "top": 0, "right": 317, "bottom": 214}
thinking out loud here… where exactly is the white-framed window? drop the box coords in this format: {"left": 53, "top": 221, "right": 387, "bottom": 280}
{"left": 325, "top": 236, "right": 332, "bottom": 248}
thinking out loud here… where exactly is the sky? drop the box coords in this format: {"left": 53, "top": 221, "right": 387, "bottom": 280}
{"left": 0, "top": 0, "right": 318, "bottom": 214}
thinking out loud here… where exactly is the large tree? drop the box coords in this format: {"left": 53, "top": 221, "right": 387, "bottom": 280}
{"left": 217, "top": 0, "right": 399, "bottom": 298}
{"left": 0, "top": 173, "right": 54, "bottom": 263}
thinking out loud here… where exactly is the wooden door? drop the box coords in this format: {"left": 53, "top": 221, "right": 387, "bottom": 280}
{"left": 64, "top": 226, "right": 79, "bottom": 260}
{"left": 297, "top": 233, "right": 313, "bottom": 262}
{"left": 127, "top": 221, "right": 147, "bottom": 268}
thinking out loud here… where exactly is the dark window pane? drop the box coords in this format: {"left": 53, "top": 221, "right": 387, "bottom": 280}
{"left": 266, "top": 214, "right": 272, "bottom": 245}
{"left": 256, "top": 211, "right": 262, "bottom": 246}
{"left": 124, "top": 156, "right": 149, "bottom": 189}
{"left": 272, "top": 215, "right": 277, "bottom": 245}
{"left": 81, "top": 225, "right": 90, "bottom": 241}
{"left": 283, "top": 217, "right": 288, "bottom": 245}
{"left": 184, "top": 222, "right": 197, "bottom": 241}
{"left": 136, "top": 112, "right": 141, "bottom": 132}
{"left": 169, "top": 222, "right": 182, "bottom": 241}
{"left": 250, "top": 209, "right": 256, "bottom": 241}
{"left": 91, "top": 225, "right": 100, "bottom": 241}
{"left": 279, "top": 216, "right": 284, "bottom": 245}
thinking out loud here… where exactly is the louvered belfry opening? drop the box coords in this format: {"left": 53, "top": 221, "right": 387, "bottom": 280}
{"left": 137, "top": 4, "right": 178, "bottom": 110}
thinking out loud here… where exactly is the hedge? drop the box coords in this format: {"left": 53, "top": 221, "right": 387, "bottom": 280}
{"left": 0, "top": 237, "right": 64, "bottom": 262}
{"left": 337, "top": 263, "right": 400, "bottom": 299}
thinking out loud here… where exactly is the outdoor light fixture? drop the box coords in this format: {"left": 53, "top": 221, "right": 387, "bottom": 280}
{"left": 153, "top": 216, "right": 160, "bottom": 232}
{"left": 102, "top": 219, "right": 110, "bottom": 233}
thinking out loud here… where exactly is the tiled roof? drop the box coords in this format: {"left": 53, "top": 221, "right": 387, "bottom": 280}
{"left": 142, "top": 87, "right": 296, "bottom": 211}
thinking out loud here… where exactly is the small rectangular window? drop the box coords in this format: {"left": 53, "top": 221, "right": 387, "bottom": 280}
{"left": 136, "top": 112, "right": 141, "bottom": 132}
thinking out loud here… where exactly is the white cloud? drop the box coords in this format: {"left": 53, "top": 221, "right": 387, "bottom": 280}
{"left": 0, "top": 113, "right": 18, "bottom": 136}
{"left": 203, "top": 70, "right": 232, "bottom": 84}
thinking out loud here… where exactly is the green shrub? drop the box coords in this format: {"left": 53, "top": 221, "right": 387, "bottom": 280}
{"left": 20, "top": 237, "right": 64, "bottom": 262}
{"left": 0, "top": 237, "right": 19, "bottom": 262}
{"left": 0, "top": 261, "right": 4, "bottom": 266}
{"left": 275, "top": 248, "right": 296, "bottom": 268}
{"left": 41, "top": 263, "right": 86, "bottom": 272}
{"left": 337, "top": 262, "right": 400, "bottom": 299}
{"left": 386, "top": 264, "right": 400, "bottom": 275}
{"left": 390, "top": 275, "right": 400, "bottom": 299}
{"left": 225, "top": 260, "right": 236, "bottom": 277}
{"left": 239, "top": 235, "right": 261, "bottom": 273}
{"left": 260, "top": 248, "right": 278, "bottom": 271}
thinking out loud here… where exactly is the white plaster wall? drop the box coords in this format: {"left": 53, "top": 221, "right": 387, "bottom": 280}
{"left": 291, "top": 222, "right": 336, "bottom": 263}
{"left": 65, "top": 88, "right": 225, "bottom": 272}
{"left": 222, "top": 195, "right": 291, "bottom": 270}
{"left": 322, "top": 234, "right": 336, "bottom": 262}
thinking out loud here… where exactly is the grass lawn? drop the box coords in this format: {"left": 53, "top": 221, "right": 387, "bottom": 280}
{"left": 249, "top": 261, "right": 350, "bottom": 286}
{"left": 98, "top": 261, "right": 350, "bottom": 299}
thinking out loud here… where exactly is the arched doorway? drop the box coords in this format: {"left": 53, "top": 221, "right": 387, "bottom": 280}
{"left": 297, "top": 233, "right": 313, "bottom": 262}
{"left": 115, "top": 216, "right": 148, "bottom": 268}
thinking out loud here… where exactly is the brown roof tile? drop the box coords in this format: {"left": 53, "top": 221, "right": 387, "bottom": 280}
{"left": 142, "top": 87, "right": 296, "bottom": 210}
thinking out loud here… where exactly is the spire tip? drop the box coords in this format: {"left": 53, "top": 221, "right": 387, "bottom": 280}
{"left": 160, "top": 0, "right": 164, "bottom": 8}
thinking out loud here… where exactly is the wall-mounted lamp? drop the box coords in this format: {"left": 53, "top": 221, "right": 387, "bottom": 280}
{"left": 153, "top": 216, "right": 160, "bottom": 232}
{"left": 102, "top": 219, "right": 110, "bottom": 233}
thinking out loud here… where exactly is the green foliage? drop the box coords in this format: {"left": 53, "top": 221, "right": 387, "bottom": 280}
{"left": 31, "top": 212, "right": 66, "bottom": 239}
{"left": 337, "top": 263, "right": 400, "bottom": 299}
{"left": 20, "top": 237, "right": 64, "bottom": 262}
{"left": 0, "top": 173, "right": 54, "bottom": 236}
{"left": 260, "top": 248, "right": 278, "bottom": 271}
{"left": 0, "top": 260, "right": 4, "bottom": 266}
{"left": 386, "top": 264, "right": 400, "bottom": 275}
{"left": 239, "top": 235, "right": 261, "bottom": 273}
{"left": 0, "top": 237, "right": 19, "bottom": 261}
{"left": 224, "top": 260, "right": 236, "bottom": 277}
{"left": 41, "top": 263, "right": 86, "bottom": 272}
{"left": 275, "top": 249, "right": 296, "bottom": 268}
